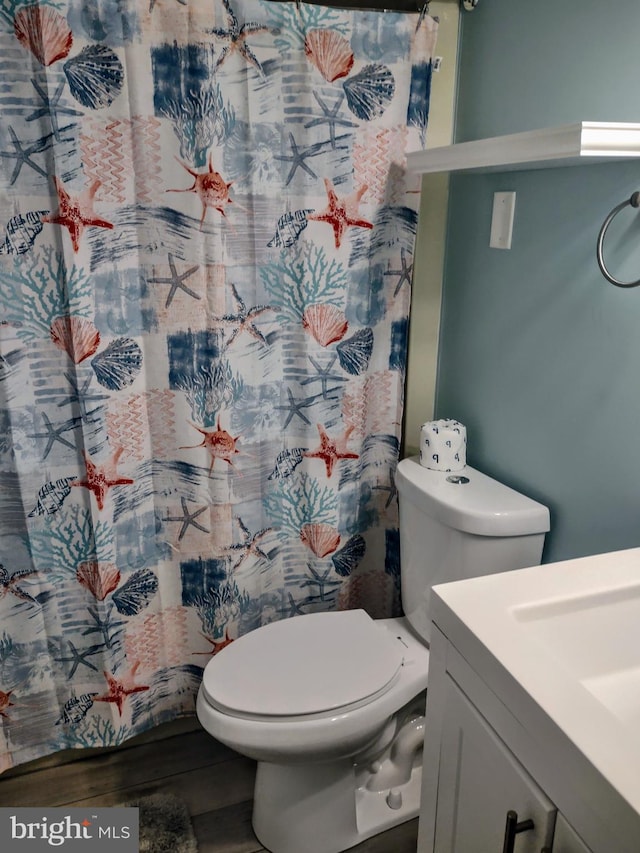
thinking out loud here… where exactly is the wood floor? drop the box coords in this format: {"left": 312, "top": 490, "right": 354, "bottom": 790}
{"left": 0, "top": 718, "right": 419, "bottom": 852}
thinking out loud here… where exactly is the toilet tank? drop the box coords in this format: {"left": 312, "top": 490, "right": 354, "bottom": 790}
{"left": 396, "top": 456, "right": 550, "bottom": 644}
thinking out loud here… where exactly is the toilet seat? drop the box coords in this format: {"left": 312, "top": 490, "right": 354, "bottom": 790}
{"left": 201, "top": 609, "right": 404, "bottom": 720}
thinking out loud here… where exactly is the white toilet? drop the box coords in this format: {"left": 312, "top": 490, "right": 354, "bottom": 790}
{"left": 196, "top": 456, "right": 550, "bottom": 853}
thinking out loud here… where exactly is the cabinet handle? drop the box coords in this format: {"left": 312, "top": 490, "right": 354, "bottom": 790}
{"left": 502, "top": 810, "right": 535, "bottom": 853}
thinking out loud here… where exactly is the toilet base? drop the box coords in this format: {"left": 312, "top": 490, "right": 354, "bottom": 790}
{"left": 252, "top": 751, "right": 422, "bottom": 853}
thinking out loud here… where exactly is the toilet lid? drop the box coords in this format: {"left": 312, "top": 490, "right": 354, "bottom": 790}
{"left": 201, "top": 610, "right": 404, "bottom": 717}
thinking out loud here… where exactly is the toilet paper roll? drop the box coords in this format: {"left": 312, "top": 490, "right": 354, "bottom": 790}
{"left": 419, "top": 419, "right": 466, "bottom": 472}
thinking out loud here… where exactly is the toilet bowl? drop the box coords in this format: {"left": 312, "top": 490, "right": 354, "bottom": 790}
{"left": 196, "top": 457, "right": 551, "bottom": 853}
{"left": 197, "top": 610, "right": 429, "bottom": 853}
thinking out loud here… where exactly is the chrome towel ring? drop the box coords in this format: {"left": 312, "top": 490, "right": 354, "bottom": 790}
{"left": 596, "top": 190, "right": 640, "bottom": 288}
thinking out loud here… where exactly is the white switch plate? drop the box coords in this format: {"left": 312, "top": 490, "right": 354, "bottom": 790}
{"left": 489, "top": 191, "right": 516, "bottom": 249}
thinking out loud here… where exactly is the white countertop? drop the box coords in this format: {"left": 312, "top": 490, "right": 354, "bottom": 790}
{"left": 430, "top": 547, "right": 640, "bottom": 849}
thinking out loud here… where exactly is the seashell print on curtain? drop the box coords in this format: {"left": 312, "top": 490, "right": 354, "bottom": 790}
{"left": 0, "top": 0, "right": 437, "bottom": 772}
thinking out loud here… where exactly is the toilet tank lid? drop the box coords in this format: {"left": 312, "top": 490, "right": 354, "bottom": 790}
{"left": 396, "top": 456, "right": 550, "bottom": 537}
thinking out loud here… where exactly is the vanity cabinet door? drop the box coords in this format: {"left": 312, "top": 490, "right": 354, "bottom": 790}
{"left": 552, "top": 815, "right": 593, "bottom": 852}
{"left": 434, "top": 676, "right": 556, "bottom": 853}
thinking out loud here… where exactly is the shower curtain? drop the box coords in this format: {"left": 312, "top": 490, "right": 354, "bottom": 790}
{"left": 0, "top": 0, "right": 437, "bottom": 771}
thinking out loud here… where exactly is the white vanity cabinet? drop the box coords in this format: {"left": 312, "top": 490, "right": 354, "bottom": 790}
{"left": 434, "top": 674, "right": 556, "bottom": 851}
{"left": 416, "top": 553, "right": 640, "bottom": 853}
{"left": 552, "top": 816, "right": 592, "bottom": 853}
{"left": 418, "top": 624, "right": 598, "bottom": 853}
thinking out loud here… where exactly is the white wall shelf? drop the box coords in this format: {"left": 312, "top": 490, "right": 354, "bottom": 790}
{"left": 406, "top": 121, "right": 640, "bottom": 174}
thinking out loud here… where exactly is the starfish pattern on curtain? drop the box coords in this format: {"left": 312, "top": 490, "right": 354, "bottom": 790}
{"left": 0, "top": 0, "right": 437, "bottom": 772}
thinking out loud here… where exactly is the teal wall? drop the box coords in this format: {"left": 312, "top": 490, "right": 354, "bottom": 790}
{"left": 435, "top": 0, "right": 640, "bottom": 562}
{"left": 455, "top": 0, "right": 640, "bottom": 141}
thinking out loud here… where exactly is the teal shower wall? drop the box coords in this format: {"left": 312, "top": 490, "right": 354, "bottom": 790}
{"left": 435, "top": 0, "right": 640, "bottom": 562}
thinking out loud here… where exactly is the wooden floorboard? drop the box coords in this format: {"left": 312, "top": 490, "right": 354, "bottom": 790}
{"left": 0, "top": 728, "right": 419, "bottom": 852}
{"left": 193, "top": 799, "right": 266, "bottom": 853}
{"left": 0, "top": 730, "right": 235, "bottom": 807}
{"left": 352, "top": 819, "right": 419, "bottom": 852}
{"left": 68, "top": 756, "right": 257, "bottom": 816}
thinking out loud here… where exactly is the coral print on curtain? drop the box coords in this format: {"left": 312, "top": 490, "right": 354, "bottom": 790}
{"left": 0, "top": 0, "right": 437, "bottom": 771}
